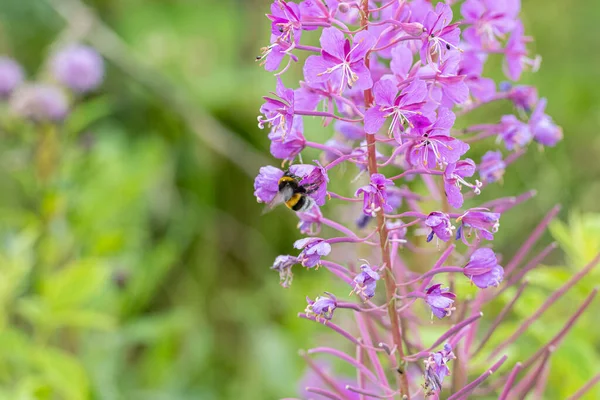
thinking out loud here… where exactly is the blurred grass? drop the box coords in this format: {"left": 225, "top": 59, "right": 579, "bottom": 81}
{"left": 0, "top": 0, "right": 598, "bottom": 399}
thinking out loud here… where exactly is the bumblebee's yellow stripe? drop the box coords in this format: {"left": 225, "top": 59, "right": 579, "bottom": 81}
{"left": 285, "top": 193, "right": 302, "bottom": 209}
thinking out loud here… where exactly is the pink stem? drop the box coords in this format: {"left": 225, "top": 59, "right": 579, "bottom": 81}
{"left": 495, "top": 243, "right": 556, "bottom": 297}
{"left": 504, "top": 205, "right": 561, "bottom": 276}
{"left": 498, "top": 362, "right": 523, "bottom": 400}
{"left": 295, "top": 109, "right": 363, "bottom": 123}
{"left": 447, "top": 355, "right": 508, "bottom": 400}
{"left": 305, "top": 387, "right": 344, "bottom": 400}
{"left": 345, "top": 386, "right": 398, "bottom": 398}
{"left": 295, "top": 44, "right": 322, "bottom": 52}
{"left": 473, "top": 281, "right": 529, "bottom": 356}
{"left": 389, "top": 168, "right": 443, "bottom": 181}
{"left": 419, "top": 244, "right": 456, "bottom": 290}
{"left": 405, "top": 313, "right": 483, "bottom": 360}
{"left": 321, "top": 217, "right": 360, "bottom": 238}
{"left": 566, "top": 373, "right": 600, "bottom": 400}
{"left": 509, "top": 350, "right": 553, "bottom": 399}
{"left": 356, "top": 345, "right": 365, "bottom": 400}
{"left": 489, "top": 254, "right": 600, "bottom": 359}
{"left": 327, "top": 191, "right": 361, "bottom": 202}
{"left": 306, "top": 141, "right": 345, "bottom": 156}
{"left": 519, "top": 289, "right": 597, "bottom": 371}
{"left": 308, "top": 347, "right": 389, "bottom": 391}
{"left": 301, "top": 352, "right": 350, "bottom": 399}
{"left": 299, "top": 313, "right": 360, "bottom": 345}
{"left": 396, "top": 267, "right": 464, "bottom": 287}
{"left": 354, "top": 313, "right": 390, "bottom": 387}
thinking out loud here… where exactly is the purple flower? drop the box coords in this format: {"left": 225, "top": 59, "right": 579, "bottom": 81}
{"left": 294, "top": 237, "right": 331, "bottom": 267}
{"left": 443, "top": 159, "right": 481, "bottom": 209}
{"left": 269, "top": 117, "right": 306, "bottom": 161}
{"left": 503, "top": 22, "right": 541, "bottom": 81}
{"left": 428, "top": 52, "right": 470, "bottom": 107}
{"left": 420, "top": 3, "right": 461, "bottom": 67}
{"left": 268, "top": 0, "right": 302, "bottom": 46}
{"left": 499, "top": 114, "right": 532, "bottom": 150}
{"left": 425, "top": 284, "right": 456, "bottom": 319}
{"left": 456, "top": 209, "right": 500, "bottom": 242}
{"left": 479, "top": 151, "right": 506, "bottom": 183}
{"left": 305, "top": 292, "right": 337, "bottom": 320}
{"left": 355, "top": 173, "right": 394, "bottom": 217}
{"left": 0, "top": 56, "right": 24, "bottom": 98}
{"left": 423, "top": 344, "right": 455, "bottom": 395}
{"left": 259, "top": 78, "right": 295, "bottom": 137}
{"left": 505, "top": 84, "right": 538, "bottom": 113}
{"left": 407, "top": 108, "right": 469, "bottom": 169}
{"left": 10, "top": 83, "right": 69, "bottom": 122}
{"left": 254, "top": 165, "right": 284, "bottom": 203}
{"left": 271, "top": 255, "right": 299, "bottom": 288}
{"left": 257, "top": 1, "right": 304, "bottom": 71}
{"left": 304, "top": 28, "right": 376, "bottom": 93}
{"left": 425, "top": 212, "right": 454, "bottom": 243}
{"left": 364, "top": 78, "right": 429, "bottom": 137}
{"left": 461, "top": 0, "right": 521, "bottom": 49}
{"left": 463, "top": 247, "right": 504, "bottom": 288}
{"left": 298, "top": 161, "right": 329, "bottom": 206}
{"left": 529, "top": 98, "right": 562, "bottom": 147}
{"left": 352, "top": 264, "right": 380, "bottom": 300}
{"left": 50, "top": 45, "right": 104, "bottom": 93}
{"left": 297, "top": 205, "right": 322, "bottom": 235}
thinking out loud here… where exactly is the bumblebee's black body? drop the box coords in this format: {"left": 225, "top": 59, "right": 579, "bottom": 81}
{"left": 277, "top": 171, "right": 315, "bottom": 212}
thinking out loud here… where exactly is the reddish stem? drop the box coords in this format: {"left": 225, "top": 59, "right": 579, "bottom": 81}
{"left": 361, "top": 1, "right": 410, "bottom": 397}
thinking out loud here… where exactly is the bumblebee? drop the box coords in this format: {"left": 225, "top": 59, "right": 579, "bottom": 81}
{"left": 266, "top": 171, "right": 317, "bottom": 213}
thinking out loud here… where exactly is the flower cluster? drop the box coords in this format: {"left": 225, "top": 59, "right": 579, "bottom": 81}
{"left": 254, "top": 1, "right": 595, "bottom": 398}
{"left": 0, "top": 44, "right": 104, "bottom": 123}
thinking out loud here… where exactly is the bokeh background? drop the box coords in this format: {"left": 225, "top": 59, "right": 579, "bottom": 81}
{"left": 0, "top": 0, "right": 599, "bottom": 399}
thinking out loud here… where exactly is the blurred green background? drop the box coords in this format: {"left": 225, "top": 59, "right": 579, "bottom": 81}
{"left": 0, "top": 0, "right": 599, "bottom": 399}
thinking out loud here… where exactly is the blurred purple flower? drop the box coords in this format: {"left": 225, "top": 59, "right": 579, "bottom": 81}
{"left": 10, "top": 83, "right": 69, "bottom": 122}
{"left": 479, "top": 151, "right": 506, "bottom": 183}
{"left": 51, "top": 45, "right": 104, "bottom": 93}
{"left": 0, "top": 56, "right": 24, "bottom": 98}
{"left": 530, "top": 98, "right": 562, "bottom": 147}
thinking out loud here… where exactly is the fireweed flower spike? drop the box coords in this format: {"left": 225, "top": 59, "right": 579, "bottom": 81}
{"left": 254, "top": 0, "right": 593, "bottom": 398}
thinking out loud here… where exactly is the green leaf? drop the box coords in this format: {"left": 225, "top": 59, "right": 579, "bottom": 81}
{"left": 41, "top": 260, "right": 108, "bottom": 310}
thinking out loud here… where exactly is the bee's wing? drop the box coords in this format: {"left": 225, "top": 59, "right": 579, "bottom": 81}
{"left": 262, "top": 186, "right": 294, "bottom": 215}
